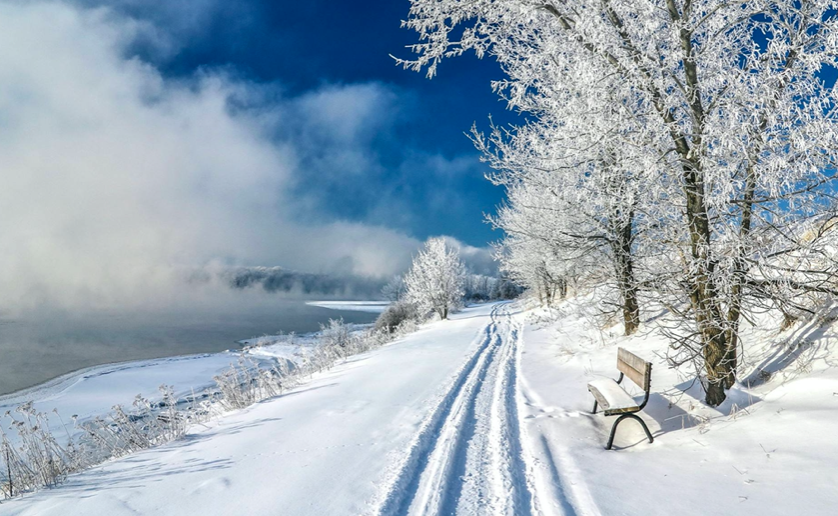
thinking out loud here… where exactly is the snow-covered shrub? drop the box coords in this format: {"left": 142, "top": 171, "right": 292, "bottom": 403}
{"left": 320, "top": 318, "right": 352, "bottom": 349}
{"left": 495, "top": 278, "right": 524, "bottom": 300}
{"left": 77, "top": 386, "right": 195, "bottom": 461}
{"left": 213, "top": 358, "right": 294, "bottom": 411}
{"left": 0, "top": 388, "right": 210, "bottom": 500}
{"left": 318, "top": 318, "right": 366, "bottom": 359}
{"left": 0, "top": 403, "right": 82, "bottom": 499}
{"left": 375, "top": 301, "right": 419, "bottom": 333}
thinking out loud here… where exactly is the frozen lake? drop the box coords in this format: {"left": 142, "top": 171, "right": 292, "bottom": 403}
{"left": 0, "top": 297, "right": 379, "bottom": 395}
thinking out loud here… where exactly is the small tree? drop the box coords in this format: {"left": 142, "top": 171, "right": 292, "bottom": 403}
{"left": 375, "top": 301, "right": 419, "bottom": 333}
{"left": 381, "top": 275, "right": 406, "bottom": 302}
{"left": 404, "top": 237, "right": 466, "bottom": 320}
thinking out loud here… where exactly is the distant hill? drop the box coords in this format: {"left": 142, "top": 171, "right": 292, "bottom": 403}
{"left": 220, "top": 266, "right": 387, "bottom": 299}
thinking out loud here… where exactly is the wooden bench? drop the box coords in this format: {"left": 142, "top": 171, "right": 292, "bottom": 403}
{"left": 588, "top": 347, "right": 654, "bottom": 450}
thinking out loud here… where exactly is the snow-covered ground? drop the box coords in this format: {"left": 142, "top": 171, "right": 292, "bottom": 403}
{"left": 0, "top": 345, "right": 303, "bottom": 444}
{"left": 3, "top": 299, "right": 838, "bottom": 514}
{"left": 517, "top": 298, "right": 838, "bottom": 515}
{"left": 0, "top": 303, "right": 505, "bottom": 515}
{"left": 306, "top": 301, "right": 390, "bottom": 313}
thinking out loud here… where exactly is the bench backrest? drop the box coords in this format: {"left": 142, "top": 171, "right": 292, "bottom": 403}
{"left": 617, "top": 347, "right": 652, "bottom": 392}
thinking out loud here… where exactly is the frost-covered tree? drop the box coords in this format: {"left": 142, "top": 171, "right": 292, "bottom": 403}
{"left": 404, "top": 237, "right": 466, "bottom": 320}
{"left": 381, "top": 275, "right": 407, "bottom": 302}
{"left": 401, "top": 0, "right": 838, "bottom": 405}
{"left": 496, "top": 234, "right": 572, "bottom": 306}
{"left": 476, "top": 116, "right": 653, "bottom": 334}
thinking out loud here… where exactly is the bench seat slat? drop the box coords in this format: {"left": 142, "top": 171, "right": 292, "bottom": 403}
{"left": 587, "top": 378, "right": 639, "bottom": 414}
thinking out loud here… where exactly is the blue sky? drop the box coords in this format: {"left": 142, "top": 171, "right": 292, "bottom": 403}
{"left": 92, "top": 0, "right": 515, "bottom": 247}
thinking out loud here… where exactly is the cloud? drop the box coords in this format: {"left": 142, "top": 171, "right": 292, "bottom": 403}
{"left": 62, "top": 0, "right": 245, "bottom": 61}
{"left": 0, "top": 1, "right": 434, "bottom": 311}
{"left": 291, "top": 83, "right": 400, "bottom": 148}
{"left": 274, "top": 85, "right": 500, "bottom": 241}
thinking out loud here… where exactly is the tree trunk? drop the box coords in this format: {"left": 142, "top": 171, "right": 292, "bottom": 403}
{"left": 703, "top": 329, "right": 729, "bottom": 406}
{"left": 543, "top": 276, "right": 553, "bottom": 307}
{"left": 723, "top": 164, "right": 757, "bottom": 388}
{"left": 612, "top": 210, "right": 640, "bottom": 335}
{"left": 682, "top": 158, "right": 731, "bottom": 406}
{"left": 622, "top": 282, "right": 640, "bottom": 335}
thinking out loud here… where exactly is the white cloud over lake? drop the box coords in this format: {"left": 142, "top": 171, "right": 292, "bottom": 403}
{"left": 0, "top": 1, "right": 439, "bottom": 310}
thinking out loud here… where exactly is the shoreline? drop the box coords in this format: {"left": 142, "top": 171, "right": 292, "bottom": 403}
{"left": 0, "top": 351, "right": 226, "bottom": 406}
{"left": 0, "top": 300, "right": 384, "bottom": 404}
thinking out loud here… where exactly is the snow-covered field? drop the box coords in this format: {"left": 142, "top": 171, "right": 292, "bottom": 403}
{"left": 2, "top": 299, "right": 838, "bottom": 514}
{"left": 0, "top": 344, "right": 304, "bottom": 446}
{"left": 0, "top": 303, "right": 505, "bottom": 515}
{"left": 517, "top": 298, "right": 838, "bottom": 515}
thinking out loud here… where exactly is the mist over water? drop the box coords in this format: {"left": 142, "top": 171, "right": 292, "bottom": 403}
{"left": 0, "top": 3, "right": 398, "bottom": 400}
{"left": 0, "top": 294, "right": 377, "bottom": 396}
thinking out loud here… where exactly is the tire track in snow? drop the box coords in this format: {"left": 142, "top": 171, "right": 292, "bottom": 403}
{"left": 374, "top": 303, "right": 537, "bottom": 516}
{"left": 456, "top": 310, "right": 533, "bottom": 516}
{"left": 452, "top": 310, "right": 509, "bottom": 515}
{"left": 419, "top": 325, "right": 502, "bottom": 515}
{"left": 500, "top": 323, "right": 535, "bottom": 515}
{"left": 374, "top": 304, "right": 504, "bottom": 516}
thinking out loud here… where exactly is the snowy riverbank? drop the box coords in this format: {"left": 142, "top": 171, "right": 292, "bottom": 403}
{"left": 306, "top": 300, "right": 389, "bottom": 313}
{"left": 3, "top": 298, "right": 838, "bottom": 514}
{"left": 0, "top": 302, "right": 380, "bottom": 447}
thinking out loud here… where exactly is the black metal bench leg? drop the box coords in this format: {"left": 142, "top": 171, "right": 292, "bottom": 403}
{"left": 605, "top": 413, "right": 654, "bottom": 450}
{"left": 605, "top": 415, "right": 627, "bottom": 450}
{"left": 634, "top": 414, "right": 654, "bottom": 445}
{"left": 591, "top": 400, "right": 598, "bottom": 414}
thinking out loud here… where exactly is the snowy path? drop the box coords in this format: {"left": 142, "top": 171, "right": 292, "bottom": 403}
{"left": 375, "top": 303, "right": 537, "bottom": 516}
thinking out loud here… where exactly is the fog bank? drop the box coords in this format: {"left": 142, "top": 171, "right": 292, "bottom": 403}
{"left": 0, "top": 2, "right": 425, "bottom": 313}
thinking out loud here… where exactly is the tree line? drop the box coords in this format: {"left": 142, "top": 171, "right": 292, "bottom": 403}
{"left": 378, "top": 237, "right": 522, "bottom": 333}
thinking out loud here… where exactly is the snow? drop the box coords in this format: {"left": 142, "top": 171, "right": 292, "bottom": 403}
{"left": 587, "top": 378, "right": 638, "bottom": 411}
{"left": 0, "top": 344, "right": 302, "bottom": 442}
{"left": 0, "top": 304, "right": 502, "bottom": 515}
{"left": 515, "top": 298, "right": 838, "bottom": 515}
{"left": 307, "top": 301, "right": 390, "bottom": 313}
{"left": 4, "top": 299, "right": 838, "bottom": 515}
